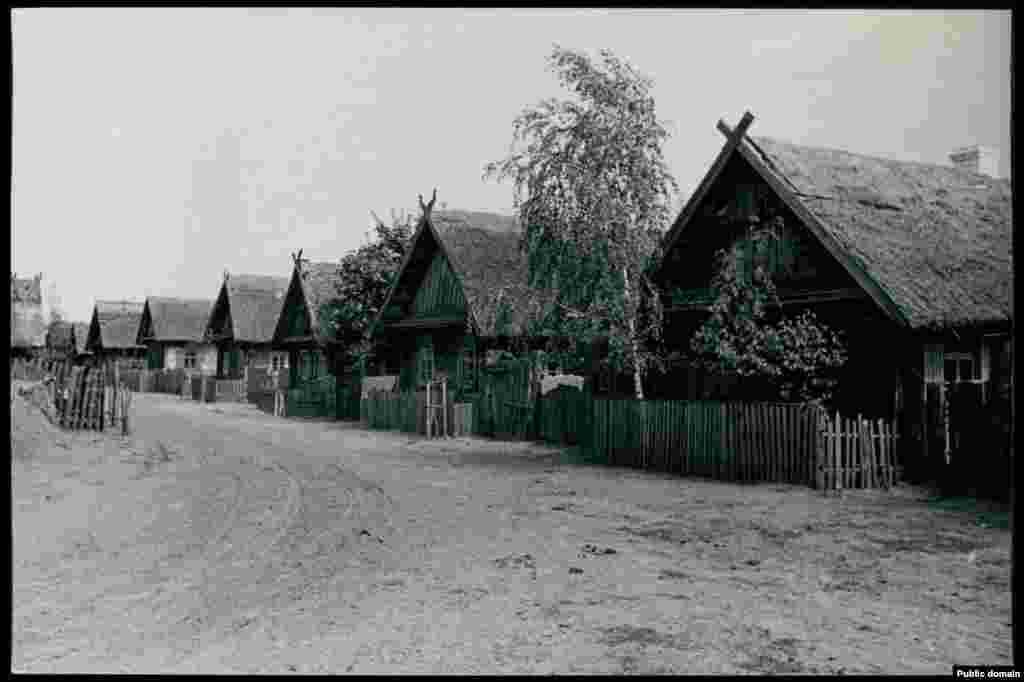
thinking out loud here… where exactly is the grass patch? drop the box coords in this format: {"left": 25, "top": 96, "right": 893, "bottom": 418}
{"left": 925, "top": 495, "right": 1011, "bottom": 530}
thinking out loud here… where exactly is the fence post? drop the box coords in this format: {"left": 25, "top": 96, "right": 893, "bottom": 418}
{"left": 815, "top": 410, "right": 826, "bottom": 491}
{"left": 122, "top": 386, "right": 131, "bottom": 435}
{"left": 99, "top": 372, "right": 106, "bottom": 431}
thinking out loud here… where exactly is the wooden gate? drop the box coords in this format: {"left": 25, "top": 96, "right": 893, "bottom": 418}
{"left": 818, "top": 411, "right": 900, "bottom": 491}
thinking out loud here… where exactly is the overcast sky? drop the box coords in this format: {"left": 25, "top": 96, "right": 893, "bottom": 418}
{"left": 12, "top": 8, "right": 1011, "bottom": 323}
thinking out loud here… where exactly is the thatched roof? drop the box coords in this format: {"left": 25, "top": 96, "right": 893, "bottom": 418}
{"left": 211, "top": 273, "right": 289, "bottom": 344}
{"left": 434, "top": 208, "right": 521, "bottom": 235}
{"left": 295, "top": 260, "right": 346, "bottom": 343}
{"left": 373, "top": 207, "right": 533, "bottom": 338}
{"left": 432, "top": 210, "right": 534, "bottom": 336}
{"left": 747, "top": 136, "right": 1012, "bottom": 330}
{"left": 88, "top": 300, "right": 145, "bottom": 351}
{"left": 139, "top": 297, "right": 213, "bottom": 343}
{"left": 662, "top": 114, "right": 1013, "bottom": 331}
{"left": 11, "top": 274, "right": 42, "bottom": 304}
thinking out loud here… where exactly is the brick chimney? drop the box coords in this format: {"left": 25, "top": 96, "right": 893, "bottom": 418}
{"left": 949, "top": 145, "right": 1002, "bottom": 178}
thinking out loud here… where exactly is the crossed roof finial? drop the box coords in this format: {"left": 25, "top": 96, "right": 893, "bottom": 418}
{"left": 418, "top": 188, "right": 438, "bottom": 219}
{"left": 716, "top": 110, "right": 755, "bottom": 142}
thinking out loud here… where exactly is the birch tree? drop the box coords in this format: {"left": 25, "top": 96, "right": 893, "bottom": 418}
{"left": 484, "top": 46, "right": 677, "bottom": 398}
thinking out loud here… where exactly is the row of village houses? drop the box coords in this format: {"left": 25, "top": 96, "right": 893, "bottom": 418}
{"left": 12, "top": 113, "right": 1013, "bottom": 462}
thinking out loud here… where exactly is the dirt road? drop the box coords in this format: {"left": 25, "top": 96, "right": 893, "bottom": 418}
{"left": 12, "top": 390, "right": 1013, "bottom": 673}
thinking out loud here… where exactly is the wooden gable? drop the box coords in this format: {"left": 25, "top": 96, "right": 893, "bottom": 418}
{"left": 378, "top": 226, "right": 439, "bottom": 325}
{"left": 411, "top": 251, "right": 468, "bottom": 318}
{"left": 86, "top": 310, "right": 102, "bottom": 351}
{"left": 662, "top": 151, "right": 866, "bottom": 309}
{"left": 137, "top": 303, "right": 155, "bottom": 343}
{"left": 205, "top": 284, "right": 234, "bottom": 341}
{"left": 138, "top": 306, "right": 163, "bottom": 368}
{"left": 278, "top": 271, "right": 312, "bottom": 341}
{"left": 375, "top": 219, "right": 471, "bottom": 331}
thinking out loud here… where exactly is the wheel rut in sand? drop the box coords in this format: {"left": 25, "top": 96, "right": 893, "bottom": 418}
{"left": 154, "top": 418, "right": 402, "bottom": 667}
{"left": 206, "top": 421, "right": 400, "bottom": 556}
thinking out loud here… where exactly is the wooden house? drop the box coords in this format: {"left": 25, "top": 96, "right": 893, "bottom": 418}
{"left": 137, "top": 297, "right": 216, "bottom": 373}
{"left": 10, "top": 273, "right": 47, "bottom": 359}
{"left": 367, "top": 199, "right": 535, "bottom": 401}
{"left": 272, "top": 257, "right": 346, "bottom": 386}
{"left": 655, "top": 112, "right": 1012, "bottom": 473}
{"left": 203, "top": 272, "right": 289, "bottom": 379}
{"left": 84, "top": 300, "right": 147, "bottom": 367}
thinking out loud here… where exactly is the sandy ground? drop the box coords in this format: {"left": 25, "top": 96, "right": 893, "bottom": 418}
{"left": 11, "top": 384, "right": 1013, "bottom": 674}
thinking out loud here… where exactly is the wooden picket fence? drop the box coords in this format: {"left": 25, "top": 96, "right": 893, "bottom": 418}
{"left": 284, "top": 375, "right": 337, "bottom": 417}
{"left": 215, "top": 378, "right": 247, "bottom": 403}
{"left": 363, "top": 390, "right": 421, "bottom": 433}
{"left": 361, "top": 389, "right": 475, "bottom": 437}
{"left": 180, "top": 373, "right": 216, "bottom": 402}
{"left": 590, "top": 399, "right": 822, "bottom": 486}
{"left": 135, "top": 368, "right": 188, "bottom": 395}
{"left": 536, "top": 385, "right": 592, "bottom": 445}
{"left": 118, "top": 368, "right": 144, "bottom": 392}
{"left": 353, "top": 379, "right": 901, "bottom": 492}
{"left": 474, "top": 361, "right": 534, "bottom": 439}
{"left": 818, "top": 411, "right": 900, "bottom": 491}
{"left": 451, "top": 402, "right": 474, "bottom": 437}
{"left": 336, "top": 375, "right": 362, "bottom": 420}
{"left": 584, "top": 398, "right": 899, "bottom": 491}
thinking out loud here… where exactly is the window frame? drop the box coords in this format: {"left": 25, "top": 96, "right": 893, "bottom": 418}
{"left": 944, "top": 350, "right": 981, "bottom": 384}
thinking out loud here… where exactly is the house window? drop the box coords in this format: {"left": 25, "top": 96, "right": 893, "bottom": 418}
{"left": 183, "top": 351, "right": 198, "bottom": 370}
{"left": 944, "top": 352, "right": 980, "bottom": 384}
{"left": 309, "top": 351, "right": 320, "bottom": 379}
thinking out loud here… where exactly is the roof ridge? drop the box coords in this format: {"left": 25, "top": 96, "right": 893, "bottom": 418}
{"left": 744, "top": 135, "right": 804, "bottom": 195}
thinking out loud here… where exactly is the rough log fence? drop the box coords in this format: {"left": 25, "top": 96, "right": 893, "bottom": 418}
{"left": 11, "top": 359, "right": 133, "bottom": 434}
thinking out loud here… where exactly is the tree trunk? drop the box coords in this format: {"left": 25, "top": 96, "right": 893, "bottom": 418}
{"left": 622, "top": 266, "right": 645, "bottom": 400}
